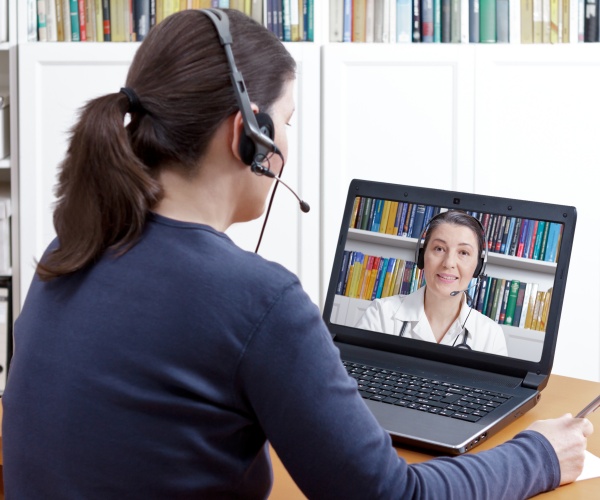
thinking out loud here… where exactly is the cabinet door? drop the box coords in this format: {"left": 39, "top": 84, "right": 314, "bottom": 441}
{"left": 18, "top": 43, "right": 321, "bottom": 306}
{"left": 474, "top": 45, "right": 600, "bottom": 380}
{"left": 321, "top": 44, "right": 475, "bottom": 298}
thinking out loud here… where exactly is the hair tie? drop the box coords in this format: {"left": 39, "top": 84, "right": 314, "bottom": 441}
{"left": 119, "top": 87, "right": 143, "bottom": 114}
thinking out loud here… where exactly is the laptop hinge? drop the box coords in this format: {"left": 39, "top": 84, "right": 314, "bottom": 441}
{"left": 522, "top": 372, "right": 545, "bottom": 389}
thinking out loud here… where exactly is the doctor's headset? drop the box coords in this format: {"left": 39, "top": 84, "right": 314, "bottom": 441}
{"left": 400, "top": 210, "right": 489, "bottom": 349}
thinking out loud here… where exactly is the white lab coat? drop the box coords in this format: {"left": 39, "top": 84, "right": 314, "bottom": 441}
{"left": 355, "top": 286, "right": 508, "bottom": 356}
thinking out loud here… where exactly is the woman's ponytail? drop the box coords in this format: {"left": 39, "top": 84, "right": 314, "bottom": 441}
{"left": 36, "top": 92, "right": 162, "bottom": 280}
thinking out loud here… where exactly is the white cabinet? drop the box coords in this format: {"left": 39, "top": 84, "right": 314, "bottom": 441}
{"left": 17, "top": 42, "right": 321, "bottom": 306}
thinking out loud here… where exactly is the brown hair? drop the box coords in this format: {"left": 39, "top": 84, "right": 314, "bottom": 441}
{"left": 423, "top": 210, "right": 486, "bottom": 259}
{"left": 36, "top": 9, "right": 296, "bottom": 280}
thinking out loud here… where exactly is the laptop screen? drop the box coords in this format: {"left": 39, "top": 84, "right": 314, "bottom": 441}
{"left": 323, "top": 180, "right": 576, "bottom": 376}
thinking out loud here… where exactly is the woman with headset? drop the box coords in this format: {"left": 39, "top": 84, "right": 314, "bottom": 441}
{"left": 2, "top": 8, "right": 590, "bottom": 499}
{"left": 357, "top": 210, "right": 508, "bottom": 355}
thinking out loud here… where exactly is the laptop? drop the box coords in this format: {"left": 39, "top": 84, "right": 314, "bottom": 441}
{"left": 322, "top": 179, "right": 576, "bottom": 455}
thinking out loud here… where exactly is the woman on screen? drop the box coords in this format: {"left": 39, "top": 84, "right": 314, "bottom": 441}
{"left": 357, "top": 210, "right": 508, "bottom": 356}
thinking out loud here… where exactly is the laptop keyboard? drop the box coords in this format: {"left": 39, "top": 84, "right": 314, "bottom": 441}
{"left": 343, "top": 361, "right": 512, "bottom": 423}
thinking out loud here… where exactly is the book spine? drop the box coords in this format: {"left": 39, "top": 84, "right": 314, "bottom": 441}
{"left": 386, "top": 202, "right": 400, "bottom": 234}
{"left": 533, "top": 220, "right": 548, "bottom": 259}
{"left": 521, "top": 0, "right": 533, "bottom": 42}
{"left": 422, "top": 0, "right": 434, "bottom": 41}
{"left": 497, "top": 279, "right": 510, "bottom": 323}
{"left": 77, "top": 0, "right": 87, "bottom": 40}
{"left": 134, "top": 0, "right": 151, "bottom": 41}
{"left": 55, "top": 0, "right": 65, "bottom": 41}
{"left": 450, "top": 0, "right": 461, "bottom": 41}
{"left": 355, "top": 197, "right": 366, "bottom": 229}
{"left": 433, "top": 0, "right": 442, "bottom": 41}
{"left": 512, "top": 281, "right": 527, "bottom": 326}
{"left": 342, "top": 0, "right": 352, "bottom": 42}
{"left": 550, "top": 0, "right": 559, "bottom": 41}
{"left": 469, "top": 0, "right": 480, "bottom": 41}
{"left": 508, "top": 217, "right": 523, "bottom": 257}
{"left": 336, "top": 251, "right": 351, "bottom": 295}
{"left": 440, "top": 0, "right": 450, "bottom": 41}
{"left": 402, "top": 203, "right": 413, "bottom": 236}
{"left": 496, "top": 0, "right": 510, "bottom": 41}
{"left": 504, "top": 279, "right": 520, "bottom": 325}
{"left": 584, "top": 0, "right": 598, "bottom": 41}
{"left": 360, "top": 198, "right": 373, "bottom": 230}
{"left": 352, "top": 0, "right": 366, "bottom": 42}
{"left": 413, "top": 0, "right": 422, "bottom": 41}
{"left": 358, "top": 255, "right": 375, "bottom": 299}
{"left": 561, "top": 0, "right": 570, "bottom": 42}
{"left": 379, "top": 200, "right": 392, "bottom": 234}
{"left": 38, "top": 0, "right": 48, "bottom": 42}
{"left": 102, "top": 0, "right": 111, "bottom": 40}
{"left": 396, "top": 0, "right": 412, "bottom": 41}
{"left": 480, "top": 0, "right": 497, "bottom": 41}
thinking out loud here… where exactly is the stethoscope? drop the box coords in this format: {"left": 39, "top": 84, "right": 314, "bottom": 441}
{"left": 398, "top": 305, "right": 473, "bottom": 350}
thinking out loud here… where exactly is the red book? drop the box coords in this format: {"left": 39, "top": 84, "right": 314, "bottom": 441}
{"left": 78, "top": 0, "right": 87, "bottom": 41}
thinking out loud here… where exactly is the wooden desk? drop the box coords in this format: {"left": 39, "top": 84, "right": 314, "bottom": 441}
{"left": 269, "top": 374, "right": 600, "bottom": 499}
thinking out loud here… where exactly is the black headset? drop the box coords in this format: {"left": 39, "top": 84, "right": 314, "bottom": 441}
{"left": 415, "top": 210, "right": 488, "bottom": 278}
{"left": 201, "top": 8, "right": 279, "bottom": 174}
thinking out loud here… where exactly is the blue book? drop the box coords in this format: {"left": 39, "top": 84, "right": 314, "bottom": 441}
{"left": 281, "top": 0, "right": 292, "bottom": 41}
{"left": 422, "top": 205, "right": 435, "bottom": 229}
{"left": 433, "top": 0, "right": 441, "bottom": 41}
{"left": 342, "top": 251, "right": 357, "bottom": 296}
{"left": 515, "top": 219, "right": 528, "bottom": 257}
{"left": 421, "top": 0, "right": 434, "bottom": 42}
{"left": 366, "top": 199, "right": 378, "bottom": 231}
{"left": 544, "top": 223, "right": 561, "bottom": 263}
{"left": 372, "top": 258, "right": 389, "bottom": 299}
{"left": 409, "top": 204, "right": 426, "bottom": 238}
{"left": 523, "top": 219, "right": 536, "bottom": 259}
{"left": 397, "top": 0, "right": 413, "bottom": 42}
{"left": 475, "top": 276, "right": 489, "bottom": 313}
{"left": 336, "top": 251, "right": 351, "bottom": 295}
{"left": 372, "top": 199, "right": 384, "bottom": 232}
{"left": 533, "top": 221, "right": 546, "bottom": 260}
{"left": 342, "top": 0, "right": 352, "bottom": 42}
{"left": 503, "top": 217, "right": 516, "bottom": 255}
{"left": 394, "top": 203, "right": 404, "bottom": 234}
{"left": 400, "top": 261, "right": 414, "bottom": 295}
{"left": 397, "top": 202, "right": 409, "bottom": 235}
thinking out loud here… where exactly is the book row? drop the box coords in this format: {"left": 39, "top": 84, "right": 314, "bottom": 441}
{"left": 336, "top": 251, "right": 426, "bottom": 301}
{"left": 31, "top": 0, "right": 314, "bottom": 43}
{"left": 330, "top": 0, "right": 588, "bottom": 44}
{"left": 349, "top": 197, "right": 563, "bottom": 264}
{"left": 336, "top": 250, "right": 551, "bottom": 332}
{"left": 350, "top": 197, "right": 442, "bottom": 240}
{"left": 471, "top": 277, "right": 551, "bottom": 332}
{"left": 467, "top": 210, "right": 563, "bottom": 263}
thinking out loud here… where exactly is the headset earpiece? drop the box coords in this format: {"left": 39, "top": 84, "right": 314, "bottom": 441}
{"left": 239, "top": 112, "right": 274, "bottom": 167}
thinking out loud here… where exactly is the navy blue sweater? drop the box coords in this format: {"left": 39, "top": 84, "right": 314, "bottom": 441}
{"left": 2, "top": 214, "right": 559, "bottom": 498}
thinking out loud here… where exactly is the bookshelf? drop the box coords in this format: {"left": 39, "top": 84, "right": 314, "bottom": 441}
{"left": 0, "top": 0, "right": 16, "bottom": 391}
{"left": 12, "top": 3, "right": 600, "bottom": 382}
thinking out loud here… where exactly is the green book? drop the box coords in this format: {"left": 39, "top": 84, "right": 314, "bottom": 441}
{"left": 490, "top": 278, "right": 505, "bottom": 323}
{"left": 533, "top": 220, "right": 547, "bottom": 260}
{"left": 69, "top": 0, "right": 80, "bottom": 42}
{"left": 479, "top": 0, "right": 497, "bottom": 43}
{"left": 504, "top": 280, "right": 521, "bottom": 326}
